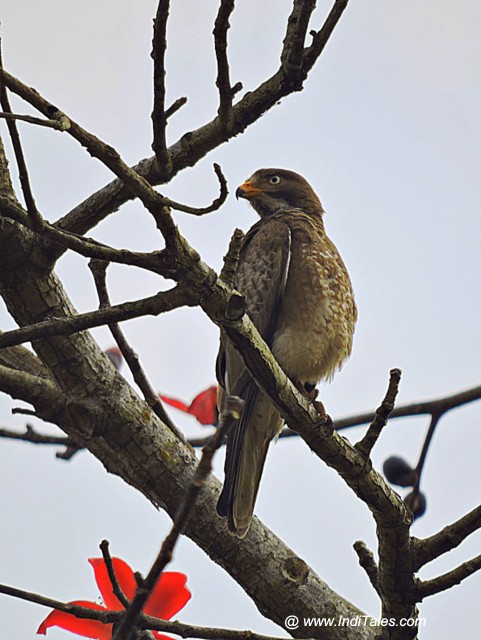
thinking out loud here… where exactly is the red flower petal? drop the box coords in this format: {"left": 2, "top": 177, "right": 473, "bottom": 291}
{"left": 104, "top": 347, "right": 123, "bottom": 370}
{"left": 159, "top": 395, "right": 189, "bottom": 413}
{"left": 188, "top": 386, "right": 217, "bottom": 425}
{"left": 37, "top": 601, "right": 112, "bottom": 639}
{"left": 144, "top": 572, "right": 191, "bottom": 620}
{"left": 89, "top": 558, "right": 137, "bottom": 609}
{"left": 152, "top": 633, "right": 175, "bottom": 640}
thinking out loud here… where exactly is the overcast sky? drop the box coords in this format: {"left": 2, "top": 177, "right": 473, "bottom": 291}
{"left": 1, "top": 1, "right": 481, "bottom": 638}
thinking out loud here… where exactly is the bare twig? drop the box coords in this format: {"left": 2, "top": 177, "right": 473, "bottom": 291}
{"left": 0, "top": 285, "right": 197, "bottom": 350}
{"left": 0, "top": 39, "right": 43, "bottom": 228}
{"left": 99, "top": 540, "right": 130, "bottom": 609}
{"left": 281, "top": 0, "right": 317, "bottom": 70}
{"left": 0, "top": 66, "right": 179, "bottom": 241}
{"left": 164, "top": 96, "right": 188, "bottom": 120}
{"left": 162, "top": 163, "right": 228, "bottom": 216}
{"left": 220, "top": 227, "right": 244, "bottom": 288}
{"left": 353, "top": 541, "right": 380, "bottom": 597}
{"left": 355, "top": 368, "right": 402, "bottom": 458}
{"left": 89, "top": 259, "right": 187, "bottom": 443}
{"left": 412, "top": 505, "right": 481, "bottom": 571}
{"left": 151, "top": 0, "right": 171, "bottom": 172}
{"left": 112, "top": 396, "right": 244, "bottom": 640}
{"left": 412, "top": 412, "right": 441, "bottom": 491}
{"left": 0, "top": 111, "right": 69, "bottom": 130}
{"left": 416, "top": 554, "right": 481, "bottom": 600}
{"left": 272, "top": 382, "right": 481, "bottom": 437}
{"left": 0, "top": 581, "right": 288, "bottom": 640}
{"left": 0, "top": 424, "right": 71, "bottom": 446}
{"left": 214, "top": 0, "right": 241, "bottom": 127}
{"left": 303, "top": 0, "right": 350, "bottom": 71}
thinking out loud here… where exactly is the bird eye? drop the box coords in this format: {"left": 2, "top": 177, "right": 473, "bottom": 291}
{"left": 269, "top": 175, "right": 281, "bottom": 185}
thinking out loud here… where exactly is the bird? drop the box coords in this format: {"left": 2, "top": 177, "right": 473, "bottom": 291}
{"left": 216, "top": 168, "right": 357, "bottom": 537}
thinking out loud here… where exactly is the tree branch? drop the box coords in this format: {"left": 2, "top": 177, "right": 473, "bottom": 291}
{"left": 89, "top": 259, "right": 186, "bottom": 443}
{"left": 0, "top": 424, "right": 71, "bottom": 446}
{"left": 0, "top": 194, "right": 169, "bottom": 275}
{"left": 162, "top": 163, "right": 228, "bottom": 216}
{"left": 353, "top": 541, "right": 380, "bottom": 597}
{"left": 213, "top": 0, "right": 241, "bottom": 127}
{"left": 0, "top": 39, "right": 43, "bottom": 228}
{"left": 5, "top": 0, "right": 350, "bottom": 255}
{"left": 151, "top": 0, "right": 171, "bottom": 171}
{"left": 113, "top": 396, "right": 243, "bottom": 640}
{"left": 416, "top": 554, "right": 481, "bottom": 600}
{"left": 355, "top": 368, "right": 402, "bottom": 458}
{"left": 0, "top": 285, "right": 196, "bottom": 350}
{"left": 412, "top": 505, "right": 481, "bottom": 571}
{"left": 99, "top": 540, "right": 130, "bottom": 609}
{"left": 0, "top": 581, "right": 290, "bottom": 640}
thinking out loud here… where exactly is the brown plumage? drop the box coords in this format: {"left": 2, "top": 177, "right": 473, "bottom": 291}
{"left": 216, "top": 168, "right": 357, "bottom": 537}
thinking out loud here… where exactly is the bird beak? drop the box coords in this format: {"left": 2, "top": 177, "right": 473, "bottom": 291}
{"left": 235, "top": 181, "right": 262, "bottom": 200}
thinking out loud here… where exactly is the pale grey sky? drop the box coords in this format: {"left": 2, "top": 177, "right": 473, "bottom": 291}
{"left": 1, "top": 1, "right": 480, "bottom": 638}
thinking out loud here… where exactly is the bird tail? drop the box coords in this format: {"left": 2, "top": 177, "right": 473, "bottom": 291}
{"left": 217, "top": 384, "right": 280, "bottom": 538}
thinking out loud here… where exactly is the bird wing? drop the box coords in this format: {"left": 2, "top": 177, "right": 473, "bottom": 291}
{"left": 216, "top": 217, "right": 292, "bottom": 535}
{"left": 216, "top": 215, "right": 292, "bottom": 394}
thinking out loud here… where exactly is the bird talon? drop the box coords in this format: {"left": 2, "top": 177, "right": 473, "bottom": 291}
{"left": 313, "top": 400, "right": 327, "bottom": 420}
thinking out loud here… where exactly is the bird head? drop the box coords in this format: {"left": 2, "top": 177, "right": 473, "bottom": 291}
{"left": 235, "top": 168, "right": 324, "bottom": 218}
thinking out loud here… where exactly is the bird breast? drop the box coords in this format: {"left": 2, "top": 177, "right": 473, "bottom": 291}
{"left": 272, "top": 217, "right": 356, "bottom": 385}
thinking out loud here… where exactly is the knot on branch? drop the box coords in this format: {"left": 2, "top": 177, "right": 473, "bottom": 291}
{"left": 282, "top": 556, "right": 309, "bottom": 585}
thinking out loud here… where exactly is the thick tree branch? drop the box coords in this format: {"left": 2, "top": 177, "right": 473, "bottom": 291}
{"left": 0, "top": 194, "right": 169, "bottom": 275}
{"left": 113, "top": 396, "right": 243, "bottom": 640}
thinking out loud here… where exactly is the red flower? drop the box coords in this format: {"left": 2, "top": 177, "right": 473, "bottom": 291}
{"left": 37, "top": 558, "right": 191, "bottom": 640}
{"left": 104, "top": 347, "right": 123, "bottom": 370}
{"left": 160, "top": 385, "right": 218, "bottom": 426}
